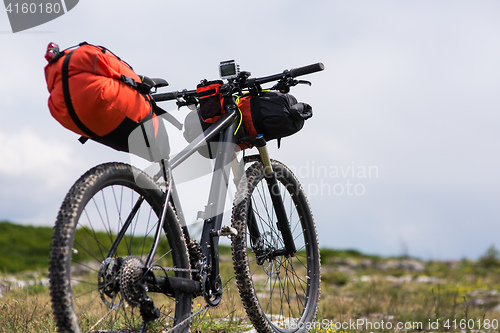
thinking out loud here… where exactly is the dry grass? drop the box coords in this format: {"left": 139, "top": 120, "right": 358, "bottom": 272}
{"left": 1, "top": 252, "right": 499, "bottom": 332}
{"left": 315, "top": 256, "right": 500, "bottom": 333}
{"left": 0, "top": 282, "right": 56, "bottom": 333}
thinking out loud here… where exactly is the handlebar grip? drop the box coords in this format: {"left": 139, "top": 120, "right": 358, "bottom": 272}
{"left": 289, "top": 62, "right": 325, "bottom": 78}
{"left": 151, "top": 91, "right": 179, "bottom": 102}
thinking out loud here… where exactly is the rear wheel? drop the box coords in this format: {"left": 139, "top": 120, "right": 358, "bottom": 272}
{"left": 49, "top": 162, "right": 192, "bottom": 332}
{"left": 232, "top": 159, "right": 321, "bottom": 333}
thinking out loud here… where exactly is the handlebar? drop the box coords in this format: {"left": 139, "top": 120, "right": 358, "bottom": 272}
{"left": 152, "top": 89, "right": 197, "bottom": 102}
{"left": 151, "top": 62, "right": 324, "bottom": 103}
{"left": 289, "top": 62, "right": 325, "bottom": 78}
{"left": 243, "top": 62, "right": 324, "bottom": 87}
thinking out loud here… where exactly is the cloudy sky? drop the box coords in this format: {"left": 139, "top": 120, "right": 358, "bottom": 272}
{"left": 1, "top": 0, "right": 499, "bottom": 260}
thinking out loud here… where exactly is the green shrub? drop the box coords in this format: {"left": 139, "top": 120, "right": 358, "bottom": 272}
{"left": 478, "top": 244, "right": 500, "bottom": 269}
{"left": 0, "top": 221, "right": 52, "bottom": 273}
{"left": 322, "top": 271, "right": 350, "bottom": 286}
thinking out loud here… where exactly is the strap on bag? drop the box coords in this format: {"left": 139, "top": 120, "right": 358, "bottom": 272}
{"left": 78, "top": 103, "right": 183, "bottom": 146}
{"left": 62, "top": 44, "right": 182, "bottom": 145}
{"left": 61, "top": 50, "right": 98, "bottom": 139}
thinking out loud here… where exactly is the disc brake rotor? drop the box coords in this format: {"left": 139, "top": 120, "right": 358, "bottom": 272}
{"left": 253, "top": 231, "right": 282, "bottom": 277}
{"left": 97, "top": 257, "right": 124, "bottom": 310}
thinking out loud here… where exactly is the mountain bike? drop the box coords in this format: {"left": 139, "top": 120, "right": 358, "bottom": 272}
{"left": 49, "top": 61, "right": 324, "bottom": 333}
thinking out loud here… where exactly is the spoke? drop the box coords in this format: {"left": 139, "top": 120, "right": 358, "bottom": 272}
{"left": 74, "top": 291, "right": 104, "bottom": 317}
{"left": 283, "top": 259, "right": 306, "bottom": 311}
{"left": 141, "top": 208, "right": 154, "bottom": 257}
{"left": 51, "top": 164, "right": 192, "bottom": 333}
{"left": 292, "top": 252, "right": 308, "bottom": 272}
{"left": 99, "top": 190, "right": 114, "bottom": 247}
{"left": 102, "top": 188, "right": 112, "bottom": 238}
{"left": 240, "top": 164, "right": 318, "bottom": 331}
{"left": 151, "top": 245, "right": 173, "bottom": 268}
{"left": 256, "top": 183, "right": 274, "bottom": 227}
{"left": 253, "top": 266, "right": 271, "bottom": 295}
{"left": 86, "top": 306, "right": 116, "bottom": 332}
{"left": 81, "top": 210, "right": 107, "bottom": 261}
{"left": 70, "top": 259, "right": 100, "bottom": 274}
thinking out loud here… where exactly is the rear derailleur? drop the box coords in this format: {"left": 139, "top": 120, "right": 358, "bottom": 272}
{"left": 97, "top": 256, "right": 160, "bottom": 332}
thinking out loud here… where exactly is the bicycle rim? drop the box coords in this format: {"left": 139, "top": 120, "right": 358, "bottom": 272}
{"left": 49, "top": 162, "right": 191, "bottom": 333}
{"left": 232, "top": 160, "right": 320, "bottom": 333}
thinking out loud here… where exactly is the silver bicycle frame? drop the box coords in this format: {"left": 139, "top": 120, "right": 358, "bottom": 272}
{"left": 145, "top": 108, "right": 239, "bottom": 269}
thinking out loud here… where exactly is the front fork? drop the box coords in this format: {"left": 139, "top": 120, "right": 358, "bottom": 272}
{"left": 254, "top": 135, "right": 296, "bottom": 256}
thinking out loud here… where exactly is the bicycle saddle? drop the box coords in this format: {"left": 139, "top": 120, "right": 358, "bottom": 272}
{"left": 140, "top": 75, "right": 169, "bottom": 89}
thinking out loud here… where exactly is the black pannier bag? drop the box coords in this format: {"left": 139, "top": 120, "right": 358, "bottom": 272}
{"left": 183, "top": 91, "right": 312, "bottom": 158}
{"left": 241, "top": 91, "right": 313, "bottom": 142}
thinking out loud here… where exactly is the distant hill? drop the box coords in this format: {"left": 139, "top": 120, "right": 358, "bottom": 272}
{"left": 0, "top": 221, "right": 53, "bottom": 273}
{"left": 0, "top": 221, "right": 417, "bottom": 274}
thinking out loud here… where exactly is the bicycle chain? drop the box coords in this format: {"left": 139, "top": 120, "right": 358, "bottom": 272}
{"left": 149, "top": 266, "right": 198, "bottom": 273}
{"left": 122, "top": 258, "right": 204, "bottom": 333}
{"left": 128, "top": 239, "right": 205, "bottom": 332}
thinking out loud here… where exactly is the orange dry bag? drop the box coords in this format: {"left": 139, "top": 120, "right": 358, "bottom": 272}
{"left": 44, "top": 42, "right": 169, "bottom": 160}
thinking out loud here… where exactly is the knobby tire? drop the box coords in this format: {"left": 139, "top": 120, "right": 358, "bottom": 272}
{"left": 231, "top": 159, "right": 321, "bottom": 333}
{"left": 49, "top": 162, "right": 192, "bottom": 333}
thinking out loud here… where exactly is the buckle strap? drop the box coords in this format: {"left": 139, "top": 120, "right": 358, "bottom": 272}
{"left": 62, "top": 50, "right": 98, "bottom": 138}
{"left": 122, "top": 74, "right": 159, "bottom": 95}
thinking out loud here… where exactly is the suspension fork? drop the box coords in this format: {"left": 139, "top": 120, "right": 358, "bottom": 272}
{"left": 255, "top": 135, "right": 296, "bottom": 256}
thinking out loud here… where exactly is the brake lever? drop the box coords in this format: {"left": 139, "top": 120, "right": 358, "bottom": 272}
{"left": 296, "top": 80, "right": 312, "bottom": 86}
{"left": 272, "top": 78, "right": 312, "bottom": 93}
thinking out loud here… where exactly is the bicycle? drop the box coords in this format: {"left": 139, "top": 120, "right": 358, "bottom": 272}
{"left": 49, "top": 61, "right": 325, "bottom": 333}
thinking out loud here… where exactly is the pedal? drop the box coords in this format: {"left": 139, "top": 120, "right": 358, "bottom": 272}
{"left": 212, "top": 226, "right": 238, "bottom": 237}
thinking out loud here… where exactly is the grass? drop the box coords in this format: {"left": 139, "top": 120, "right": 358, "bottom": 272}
{"left": 0, "top": 284, "right": 56, "bottom": 332}
{"left": 0, "top": 222, "right": 499, "bottom": 332}
{"left": 315, "top": 253, "right": 500, "bottom": 333}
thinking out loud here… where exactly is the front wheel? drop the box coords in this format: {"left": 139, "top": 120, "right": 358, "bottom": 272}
{"left": 231, "top": 159, "right": 321, "bottom": 333}
{"left": 49, "top": 162, "right": 192, "bottom": 333}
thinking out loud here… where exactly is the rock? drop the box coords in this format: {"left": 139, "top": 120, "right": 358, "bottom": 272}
{"left": 0, "top": 275, "right": 51, "bottom": 298}
{"left": 467, "top": 289, "right": 500, "bottom": 309}
{"left": 415, "top": 275, "right": 442, "bottom": 284}
{"left": 377, "top": 259, "right": 425, "bottom": 272}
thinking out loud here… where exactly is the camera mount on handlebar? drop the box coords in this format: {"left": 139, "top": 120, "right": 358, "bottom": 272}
{"left": 219, "top": 60, "right": 240, "bottom": 81}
